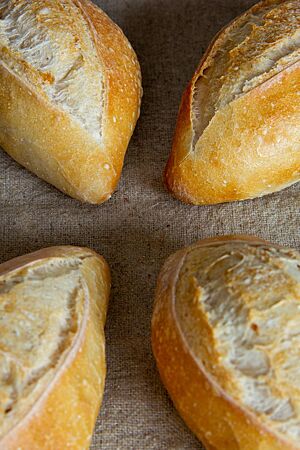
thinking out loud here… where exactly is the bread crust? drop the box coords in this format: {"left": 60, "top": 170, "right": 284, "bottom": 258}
{"left": 0, "top": 246, "right": 111, "bottom": 450}
{"left": 152, "top": 236, "right": 300, "bottom": 450}
{"left": 165, "top": 0, "right": 300, "bottom": 205}
{"left": 0, "top": 0, "right": 142, "bottom": 203}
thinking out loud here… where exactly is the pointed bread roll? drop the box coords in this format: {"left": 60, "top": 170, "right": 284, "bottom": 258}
{"left": 152, "top": 236, "right": 300, "bottom": 449}
{"left": 165, "top": 0, "right": 300, "bottom": 204}
{"left": 0, "top": 0, "right": 142, "bottom": 203}
{"left": 0, "top": 246, "right": 110, "bottom": 450}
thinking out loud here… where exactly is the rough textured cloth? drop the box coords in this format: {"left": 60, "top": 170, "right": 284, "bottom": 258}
{"left": 0, "top": 0, "right": 299, "bottom": 448}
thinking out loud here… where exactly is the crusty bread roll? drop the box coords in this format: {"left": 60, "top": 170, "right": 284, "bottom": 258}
{"left": 165, "top": 0, "right": 300, "bottom": 205}
{"left": 0, "top": 0, "right": 142, "bottom": 204}
{"left": 0, "top": 246, "right": 110, "bottom": 450}
{"left": 152, "top": 235, "right": 300, "bottom": 449}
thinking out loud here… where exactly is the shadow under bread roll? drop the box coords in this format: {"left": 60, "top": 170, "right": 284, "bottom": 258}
{"left": 165, "top": 0, "right": 300, "bottom": 205}
{"left": 0, "top": 0, "right": 142, "bottom": 203}
{"left": 0, "top": 246, "right": 110, "bottom": 450}
{"left": 152, "top": 235, "right": 300, "bottom": 449}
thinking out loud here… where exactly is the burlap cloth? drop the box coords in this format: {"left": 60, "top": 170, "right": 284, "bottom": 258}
{"left": 0, "top": 0, "right": 299, "bottom": 448}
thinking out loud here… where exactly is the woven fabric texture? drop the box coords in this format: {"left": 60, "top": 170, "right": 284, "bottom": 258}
{"left": 0, "top": 0, "right": 299, "bottom": 448}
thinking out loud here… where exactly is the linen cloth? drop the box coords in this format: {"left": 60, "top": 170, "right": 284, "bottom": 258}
{"left": 0, "top": 0, "right": 299, "bottom": 448}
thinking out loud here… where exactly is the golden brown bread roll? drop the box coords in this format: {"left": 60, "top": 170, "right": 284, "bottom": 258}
{"left": 165, "top": 0, "right": 300, "bottom": 205}
{"left": 152, "top": 236, "right": 300, "bottom": 449}
{"left": 0, "top": 0, "right": 142, "bottom": 203}
{"left": 0, "top": 246, "right": 110, "bottom": 450}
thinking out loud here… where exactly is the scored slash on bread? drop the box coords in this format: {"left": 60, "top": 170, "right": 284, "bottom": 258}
{"left": 0, "top": 246, "right": 110, "bottom": 450}
{"left": 165, "top": 0, "right": 300, "bottom": 205}
{"left": 0, "top": 0, "right": 142, "bottom": 203}
{"left": 152, "top": 236, "right": 300, "bottom": 449}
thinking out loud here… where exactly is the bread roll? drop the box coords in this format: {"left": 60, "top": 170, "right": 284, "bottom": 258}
{"left": 152, "top": 236, "right": 300, "bottom": 449}
{"left": 0, "top": 0, "right": 142, "bottom": 203}
{"left": 165, "top": 0, "right": 300, "bottom": 205}
{"left": 0, "top": 246, "right": 110, "bottom": 450}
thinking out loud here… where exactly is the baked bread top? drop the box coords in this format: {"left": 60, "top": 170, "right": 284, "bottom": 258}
{"left": 175, "top": 237, "right": 300, "bottom": 445}
{"left": 0, "top": 0, "right": 142, "bottom": 203}
{"left": 0, "top": 246, "right": 110, "bottom": 449}
{"left": 165, "top": 0, "right": 300, "bottom": 204}
{"left": 192, "top": 0, "right": 300, "bottom": 146}
{"left": 0, "top": 0, "right": 104, "bottom": 143}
